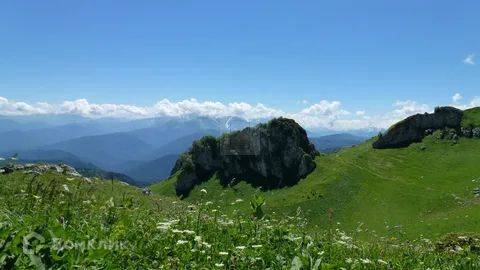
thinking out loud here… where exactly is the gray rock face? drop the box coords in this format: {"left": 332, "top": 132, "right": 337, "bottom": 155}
{"left": 171, "top": 118, "right": 318, "bottom": 197}
{"left": 473, "top": 128, "right": 480, "bottom": 138}
{"left": 1, "top": 163, "right": 82, "bottom": 177}
{"left": 373, "top": 107, "right": 464, "bottom": 149}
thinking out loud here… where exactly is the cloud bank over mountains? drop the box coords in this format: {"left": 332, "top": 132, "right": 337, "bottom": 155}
{"left": 0, "top": 95, "right": 478, "bottom": 130}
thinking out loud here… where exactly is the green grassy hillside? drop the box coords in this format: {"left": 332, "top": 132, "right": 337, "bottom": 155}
{"left": 462, "top": 107, "right": 480, "bottom": 127}
{"left": 3, "top": 159, "right": 480, "bottom": 268}
{"left": 152, "top": 134, "right": 480, "bottom": 239}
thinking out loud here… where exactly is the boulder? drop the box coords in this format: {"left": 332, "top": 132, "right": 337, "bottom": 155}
{"left": 171, "top": 118, "right": 318, "bottom": 197}
{"left": 373, "top": 107, "right": 463, "bottom": 149}
{"left": 0, "top": 162, "right": 82, "bottom": 177}
{"left": 473, "top": 128, "right": 480, "bottom": 138}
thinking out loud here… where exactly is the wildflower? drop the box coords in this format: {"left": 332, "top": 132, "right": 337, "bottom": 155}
{"left": 176, "top": 240, "right": 188, "bottom": 245}
{"left": 194, "top": 236, "right": 202, "bottom": 242}
{"left": 200, "top": 189, "right": 207, "bottom": 194}
{"left": 377, "top": 259, "right": 388, "bottom": 265}
{"left": 219, "top": 251, "right": 228, "bottom": 256}
{"left": 205, "top": 201, "right": 213, "bottom": 206}
{"left": 157, "top": 220, "right": 178, "bottom": 230}
{"left": 235, "top": 199, "right": 244, "bottom": 203}
{"left": 215, "top": 263, "right": 224, "bottom": 267}
{"left": 345, "top": 258, "right": 353, "bottom": 264}
{"left": 360, "top": 258, "right": 372, "bottom": 264}
{"left": 251, "top": 244, "right": 263, "bottom": 248}
{"left": 235, "top": 246, "right": 246, "bottom": 250}
{"left": 63, "top": 184, "right": 70, "bottom": 192}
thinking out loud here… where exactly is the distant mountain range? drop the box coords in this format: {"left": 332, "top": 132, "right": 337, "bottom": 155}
{"left": 0, "top": 114, "right": 370, "bottom": 185}
{"left": 310, "top": 133, "right": 367, "bottom": 153}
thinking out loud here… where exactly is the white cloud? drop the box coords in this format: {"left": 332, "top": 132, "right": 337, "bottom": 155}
{"left": 61, "top": 99, "right": 149, "bottom": 118}
{"left": 1, "top": 95, "right": 476, "bottom": 131}
{"left": 355, "top": 110, "right": 366, "bottom": 116}
{"left": 451, "top": 96, "right": 480, "bottom": 110}
{"left": 0, "top": 96, "right": 283, "bottom": 120}
{"left": 0, "top": 97, "right": 53, "bottom": 116}
{"left": 469, "top": 97, "right": 480, "bottom": 107}
{"left": 299, "top": 100, "right": 349, "bottom": 116}
{"left": 463, "top": 54, "right": 475, "bottom": 65}
{"left": 391, "top": 100, "right": 430, "bottom": 118}
{"left": 452, "top": 93, "right": 463, "bottom": 103}
{"left": 151, "top": 98, "right": 283, "bottom": 120}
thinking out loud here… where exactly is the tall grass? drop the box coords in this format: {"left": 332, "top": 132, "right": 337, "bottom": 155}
{"left": 1, "top": 171, "right": 480, "bottom": 269}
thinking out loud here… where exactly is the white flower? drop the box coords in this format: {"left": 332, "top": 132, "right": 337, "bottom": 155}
{"left": 62, "top": 184, "right": 70, "bottom": 192}
{"left": 235, "top": 246, "right": 246, "bottom": 250}
{"left": 361, "top": 258, "right": 372, "bottom": 264}
{"left": 219, "top": 251, "right": 229, "bottom": 256}
{"left": 377, "top": 259, "right": 388, "bottom": 265}
{"left": 200, "top": 189, "right": 207, "bottom": 194}
{"left": 215, "top": 263, "right": 224, "bottom": 267}
{"left": 345, "top": 258, "right": 353, "bottom": 264}
{"left": 251, "top": 244, "right": 263, "bottom": 248}
{"left": 205, "top": 201, "right": 213, "bottom": 206}
{"left": 235, "top": 199, "right": 244, "bottom": 203}
{"left": 194, "top": 236, "right": 202, "bottom": 242}
{"left": 176, "top": 240, "right": 189, "bottom": 245}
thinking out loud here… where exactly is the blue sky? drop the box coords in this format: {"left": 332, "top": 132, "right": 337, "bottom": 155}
{"left": 0, "top": 1, "right": 479, "bottom": 129}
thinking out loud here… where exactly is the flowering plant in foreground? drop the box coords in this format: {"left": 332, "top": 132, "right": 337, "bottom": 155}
{"left": 1, "top": 173, "right": 480, "bottom": 269}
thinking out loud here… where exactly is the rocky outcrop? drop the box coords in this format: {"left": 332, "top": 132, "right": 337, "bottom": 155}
{"left": 171, "top": 118, "right": 318, "bottom": 197}
{"left": 1, "top": 163, "right": 82, "bottom": 177}
{"left": 373, "top": 107, "right": 464, "bottom": 149}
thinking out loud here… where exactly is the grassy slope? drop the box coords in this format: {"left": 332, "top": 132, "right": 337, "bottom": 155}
{"left": 6, "top": 170, "right": 480, "bottom": 268}
{"left": 462, "top": 107, "right": 480, "bottom": 127}
{"left": 152, "top": 135, "right": 480, "bottom": 239}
